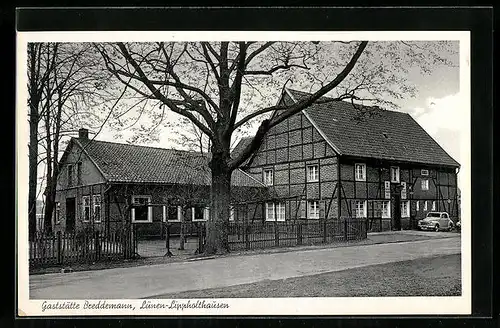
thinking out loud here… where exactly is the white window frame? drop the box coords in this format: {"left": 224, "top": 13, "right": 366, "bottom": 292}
{"left": 55, "top": 202, "right": 61, "bottom": 224}
{"left": 131, "top": 195, "right": 153, "bottom": 223}
{"left": 265, "top": 202, "right": 275, "bottom": 221}
{"left": 276, "top": 202, "right": 286, "bottom": 222}
{"left": 432, "top": 201, "right": 436, "bottom": 211}
{"left": 424, "top": 200, "right": 428, "bottom": 211}
{"left": 416, "top": 200, "right": 420, "bottom": 211}
{"left": 381, "top": 200, "right": 391, "bottom": 218}
{"left": 421, "top": 169, "right": 429, "bottom": 176}
{"left": 307, "top": 165, "right": 319, "bottom": 182}
{"left": 263, "top": 169, "right": 274, "bottom": 186}
{"left": 191, "top": 206, "right": 208, "bottom": 222}
{"left": 401, "top": 201, "right": 410, "bottom": 218}
{"left": 354, "top": 200, "right": 367, "bottom": 218}
{"left": 390, "top": 166, "right": 400, "bottom": 183}
{"left": 355, "top": 163, "right": 366, "bottom": 181}
{"left": 421, "top": 179, "right": 429, "bottom": 191}
{"left": 164, "top": 206, "right": 182, "bottom": 222}
{"left": 82, "top": 195, "right": 90, "bottom": 222}
{"left": 93, "top": 194, "right": 101, "bottom": 223}
{"left": 229, "top": 206, "right": 235, "bottom": 221}
{"left": 308, "top": 201, "right": 320, "bottom": 219}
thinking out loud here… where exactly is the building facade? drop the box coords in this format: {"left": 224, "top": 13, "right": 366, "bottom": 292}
{"left": 233, "top": 89, "right": 460, "bottom": 231}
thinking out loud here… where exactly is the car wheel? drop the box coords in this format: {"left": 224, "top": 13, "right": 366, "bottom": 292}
{"left": 449, "top": 223, "right": 454, "bottom": 231}
{"left": 434, "top": 224, "right": 440, "bottom": 232}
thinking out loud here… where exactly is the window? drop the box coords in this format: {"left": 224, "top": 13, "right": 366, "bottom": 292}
{"left": 416, "top": 201, "right": 420, "bottom": 211}
{"left": 276, "top": 203, "right": 286, "bottom": 221}
{"left": 432, "top": 201, "right": 436, "bottom": 211}
{"left": 93, "top": 195, "right": 101, "bottom": 222}
{"left": 229, "top": 206, "right": 235, "bottom": 221}
{"left": 355, "top": 163, "right": 366, "bottom": 181}
{"left": 381, "top": 201, "right": 391, "bottom": 218}
{"left": 82, "top": 196, "right": 90, "bottom": 222}
{"left": 390, "top": 166, "right": 400, "bottom": 183}
{"left": 164, "top": 206, "right": 181, "bottom": 222}
{"left": 401, "top": 201, "right": 410, "bottom": 217}
{"left": 77, "top": 162, "right": 82, "bottom": 185}
{"left": 421, "top": 179, "right": 429, "bottom": 191}
{"left": 55, "top": 202, "right": 61, "bottom": 224}
{"left": 191, "top": 206, "right": 207, "bottom": 221}
{"left": 263, "top": 169, "right": 273, "bottom": 186}
{"left": 308, "top": 201, "right": 319, "bottom": 219}
{"left": 421, "top": 169, "right": 429, "bottom": 176}
{"left": 307, "top": 165, "right": 319, "bottom": 182}
{"left": 265, "top": 202, "right": 275, "bottom": 221}
{"left": 354, "top": 200, "right": 367, "bottom": 218}
{"left": 131, "top": 196, "right": 152, "bottom": 223}
{"left": 68, "top": 165, "right": 74, "bottom": 187}
{"left": 424, "top": 200, "right": 428, "bottom": 211}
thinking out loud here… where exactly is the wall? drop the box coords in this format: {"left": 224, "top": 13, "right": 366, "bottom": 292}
{"left": 243, "top": 92, "right": 339, "bottom": 221}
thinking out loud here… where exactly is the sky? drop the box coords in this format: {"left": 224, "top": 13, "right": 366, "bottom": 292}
{"left": 96, "top": 45, "right": 463, "bottom": 174}
{"left": 36, "top": 40, "right": 465, "bottom": 198}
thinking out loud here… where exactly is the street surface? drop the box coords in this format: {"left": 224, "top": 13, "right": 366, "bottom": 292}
{"left": 30, "top": 234, "right": 461, "bottom": 299}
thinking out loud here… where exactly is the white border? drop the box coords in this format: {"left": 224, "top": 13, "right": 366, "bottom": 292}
{"left": 16, "top": 31, "right": 471, "bottom": 316}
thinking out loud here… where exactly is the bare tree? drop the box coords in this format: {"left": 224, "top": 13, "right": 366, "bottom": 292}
{"left": 95, "top": 40, "right": 456, "bottom": 254}
{"left": 29, "top": 43, "right": 115, "bottom": 235}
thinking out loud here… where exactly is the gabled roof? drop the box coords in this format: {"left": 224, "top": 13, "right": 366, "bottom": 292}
{"left": 68, "top": 138, "right": 265, "bottom": 188}
{"left": 231, "top": 137, "right": 253, "bottom": 166}
{"left": 287, "top": 89, "right": 460, "bottom": 168}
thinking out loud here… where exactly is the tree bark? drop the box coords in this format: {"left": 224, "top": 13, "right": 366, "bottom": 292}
{"left": 28, "top": 103, "right": 39, "bottom": 241}
{"left": 204, "top": 150, "right": 231, "bottom": 255}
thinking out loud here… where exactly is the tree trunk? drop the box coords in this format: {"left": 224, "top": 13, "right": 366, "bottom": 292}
{"left": 204, "top": 152, "right": 231, "bottom": 255}
{"left": 28, "top": 104, "right": 38, "bottom": 241}
{"left": 179, "top": 208, "right": 185, "bottom": 250}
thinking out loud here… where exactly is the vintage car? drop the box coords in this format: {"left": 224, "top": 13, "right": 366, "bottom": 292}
{"left": 417, "top": 212, "right": 454, "bottom": 231}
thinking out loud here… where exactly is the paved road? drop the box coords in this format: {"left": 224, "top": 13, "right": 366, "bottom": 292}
{"left": 30, "top": 236, "right": 461, "bottom": 299}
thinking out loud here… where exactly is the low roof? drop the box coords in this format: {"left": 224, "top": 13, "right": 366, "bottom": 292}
{"left": 71, "top": 138, "right": 265, "bottom": 188}
{"left": 288, "top": 89, "right": 460, "bottom": 168}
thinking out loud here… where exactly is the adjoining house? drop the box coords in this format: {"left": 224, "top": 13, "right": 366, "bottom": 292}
{"left": 54, "top": 129, "right": 267, "bottom": 239}
{"left": 233, "top": 89, "right": 460, "bottom": 231}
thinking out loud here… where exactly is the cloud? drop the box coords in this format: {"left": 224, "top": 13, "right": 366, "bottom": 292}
{"left": 414, "top": 93, "right": 466, "bottom": 136}
{"left": 412, "top": 93, "right": 467, "bottom": 182}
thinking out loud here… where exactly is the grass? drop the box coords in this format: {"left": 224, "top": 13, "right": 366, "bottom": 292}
{"left": 151, "top": 254, "right": 461, "bottom": 298}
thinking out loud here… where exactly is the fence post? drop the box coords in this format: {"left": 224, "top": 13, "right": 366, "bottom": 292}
{"left": 95, "top": 231, "right": 100, "bottom": 261}
{"left": 274, "top": 220, "right": 279, "bottom": 247}
{"left": 164, "top": 223, "right": 173, "bottom": 257}
{"left": 245, "top": 223, "right": 250, "bottom": 251}
{"left": 323, "top": 219, "right": 327, "bottom": 243}
{"left": 57, "top": 231, "right": 62, "bottom": 265}
{"left": 297, "top": 221, "right": 302, "bottom": 245}
{"left": 344, "top": 218, "right": 348, "bottom": 241}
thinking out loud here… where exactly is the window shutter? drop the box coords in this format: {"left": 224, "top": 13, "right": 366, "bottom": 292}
{"left": 204, "top": 207, "right": 209, "bottom": 221}
{"left": 162, "top": 206, "right": 166, "bottom": 222}
{"left": 401, "top": 182, "right": 407, "bottom": 199}
{"left": 384, "top": 181, "right": 391, "bottom": 199}
{"left": 177, "top": 206, "right": 182, "bottom": 221}
{"left": 300, "top": 200, "right": 306, "bottom": 219}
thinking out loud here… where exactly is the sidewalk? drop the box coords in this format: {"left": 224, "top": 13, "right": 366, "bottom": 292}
{"left": 29, "top": 235, "right": 461, "bottom": 299}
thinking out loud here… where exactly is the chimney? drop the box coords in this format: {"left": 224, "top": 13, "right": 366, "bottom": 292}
{"left": 78, "top": 128, "right": 89, "bottom": 140}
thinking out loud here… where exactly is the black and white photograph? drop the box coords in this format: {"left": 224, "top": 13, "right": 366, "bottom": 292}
{"left": 17, "top": 29, "right": 471, "bottom": 316}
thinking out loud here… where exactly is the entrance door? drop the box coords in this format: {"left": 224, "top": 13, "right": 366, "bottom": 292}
{"left": 66, "top": 198, "right": 76, "bottom": 232}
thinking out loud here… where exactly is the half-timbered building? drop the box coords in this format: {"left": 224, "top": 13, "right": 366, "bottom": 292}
{"left": 233, "top": 89, "right": 460, "bottom": 231}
